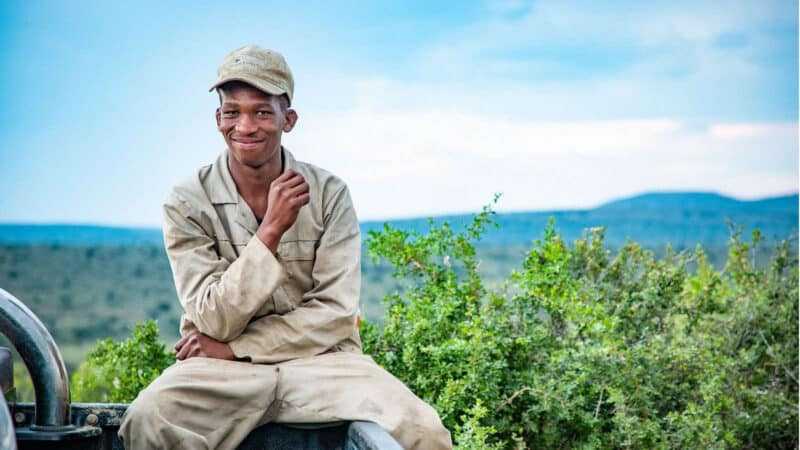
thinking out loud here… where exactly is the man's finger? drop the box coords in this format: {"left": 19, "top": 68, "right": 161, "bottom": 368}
{"left": 174, "top": 333, "right": 191, "bottom": 351}
{"left": 291, "top": 193, "right": 311, "bottom": 206}
{"left": 286, "top": 182, "right": 309, "bottom": 198}
{"left": 280, "top": 173, "right": 305, "bottom": 189}
{"left": 277, "top": 169, "right": 296, "bottom": 180}
{"left": 176, "top": 340, "right": 193, "bottom": 360}
{"left": 273, "top": 169, "right": 298, "bottom": 185}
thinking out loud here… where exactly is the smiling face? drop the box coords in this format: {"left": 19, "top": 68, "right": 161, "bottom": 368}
{"left": 215, "top": 81, "right": 297, "bottom": 169}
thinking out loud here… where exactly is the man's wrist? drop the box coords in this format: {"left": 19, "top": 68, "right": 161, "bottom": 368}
{"left": 220, "top": 342, "right": 237, "bottom": 361}
{"left": 256, "top": 225, "right": 282, "bottom": 254}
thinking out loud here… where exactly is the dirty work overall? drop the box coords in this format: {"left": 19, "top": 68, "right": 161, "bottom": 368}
{"left": 118, "top": 148, "right": 452, "bottom": 450}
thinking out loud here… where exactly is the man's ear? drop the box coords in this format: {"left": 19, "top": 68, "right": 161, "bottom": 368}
{"left": 215, "top": 108, "right": 221, "bottom": 128}
{"left": 283, "top": 109, "right": 298, "bottom": 133}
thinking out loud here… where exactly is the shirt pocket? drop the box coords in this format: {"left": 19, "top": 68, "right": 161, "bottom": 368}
{"left": 274, "top": 240, "right": 317, "bottom": 313}
{"left": 277, "top": 240, "right": 316, "bottom": 262}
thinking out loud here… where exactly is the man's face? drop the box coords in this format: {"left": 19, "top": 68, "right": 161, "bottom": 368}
{"left": 216, "top": 84, "right": 297, "bottom": 168}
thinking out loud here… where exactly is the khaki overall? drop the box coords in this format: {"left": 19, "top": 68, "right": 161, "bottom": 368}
{"left": 118, "top": 149, "right": 452, "bottom": 450}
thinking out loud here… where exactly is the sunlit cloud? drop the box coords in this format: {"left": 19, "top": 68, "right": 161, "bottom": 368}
{"left": 288, "top": 81, "right": 797, "bottom": 220}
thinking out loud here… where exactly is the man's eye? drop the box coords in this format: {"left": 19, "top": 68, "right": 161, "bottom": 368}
{"left": 222, "top": 111, "right": 238, "bottom": 118}
{"left": 256, "top": 111, "right": 273, "bottom": 117}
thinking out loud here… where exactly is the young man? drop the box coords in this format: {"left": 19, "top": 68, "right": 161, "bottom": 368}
{"left": 118, "top": 45, "right": 452, "bottom": 450}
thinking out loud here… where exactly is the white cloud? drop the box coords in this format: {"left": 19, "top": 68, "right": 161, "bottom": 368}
{"left": 709, "top": 123, "right": 794, "bottom": 140}
{"left": 284, "top": 80, "right": 797, "bottom": 221}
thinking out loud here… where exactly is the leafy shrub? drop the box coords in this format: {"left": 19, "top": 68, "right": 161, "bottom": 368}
{"left": 362, "top": 202, "right": 798, "bottom": 449}
{"left": 65, "top": 202, "right": 797, "bottom": 448}
{"left": 71, "top": 320, "right": 174, "bottom": 402}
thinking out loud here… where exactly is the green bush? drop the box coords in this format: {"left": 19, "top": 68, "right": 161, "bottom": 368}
{"left": 362, "top": 202, "right": 798, "bottom": 449}
{"left": 65, "top": 202, "right": 797, "bottom": 448}
{"left": 71, "top": 320, "right": 174, "bottom": 403}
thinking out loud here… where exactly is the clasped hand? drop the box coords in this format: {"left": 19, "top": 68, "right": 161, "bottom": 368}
{"left": 174, "top": 331, "right": 235, "bottom": 361}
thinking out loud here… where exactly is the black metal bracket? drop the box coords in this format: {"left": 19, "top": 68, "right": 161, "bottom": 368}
{"left": 0, "top": 288, "right": 70, "bottom": 427}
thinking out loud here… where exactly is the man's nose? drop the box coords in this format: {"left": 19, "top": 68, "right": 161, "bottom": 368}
{"left": 235, "top": 114, "right": 258, "bottom": 134}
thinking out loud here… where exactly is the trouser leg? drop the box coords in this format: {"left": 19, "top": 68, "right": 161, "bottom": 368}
{"left": 274, "top": 352, "right": 453, "bottom": 450}
{"left": 118, "top": 357, "right": 279, "bottom": 450}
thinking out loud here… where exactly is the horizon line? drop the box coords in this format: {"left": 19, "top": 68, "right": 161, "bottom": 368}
{"left": 0, "top": 190, "right": 796, "bottom": 230}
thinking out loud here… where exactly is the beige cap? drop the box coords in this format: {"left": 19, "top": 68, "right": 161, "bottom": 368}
{"left": 209, "top": 45, "right": 295, "bottom": 105}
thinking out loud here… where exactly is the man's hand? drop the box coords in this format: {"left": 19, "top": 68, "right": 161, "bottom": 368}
{"left": 174, "top": 331, "right": 236, "bottom": 361}
{"left": 257, "top": 169, "right": 310, "bottom": 253}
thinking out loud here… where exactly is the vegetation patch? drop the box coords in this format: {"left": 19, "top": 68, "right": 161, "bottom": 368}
{"left": 31, "top": 201, "right": 800, "bottom": 448}
{"left": 362, "top": 202, "right": 798, "bottom": 449}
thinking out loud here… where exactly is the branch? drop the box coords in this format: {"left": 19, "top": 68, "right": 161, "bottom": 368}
{"left": 759, "top": 331, "right": 797, "bottom": 384}
{"left": 497, "top": 386, "right": 533, "bottom": 411}
{"left": 594, "top": 387, "right": 605, "bottom": 420}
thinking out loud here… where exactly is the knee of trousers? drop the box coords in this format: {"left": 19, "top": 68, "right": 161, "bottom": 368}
{"left": 411, "top": 402, "right": 453, "bottom": 449}
{"left": 118, "top": 385, "right": 162, "bottom": 444}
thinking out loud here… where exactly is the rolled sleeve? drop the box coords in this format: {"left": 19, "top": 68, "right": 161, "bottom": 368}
{"left": 228, "top": 185, "right": 360, "bottom": 363}
{"left": 163, "top": 195, "right": 287, "bottom": 342}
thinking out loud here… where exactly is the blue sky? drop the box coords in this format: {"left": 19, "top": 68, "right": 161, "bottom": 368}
{"left": 0, "top": 0, "right": 797, "bottom": 225}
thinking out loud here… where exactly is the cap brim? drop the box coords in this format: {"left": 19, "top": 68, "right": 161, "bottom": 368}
{"left": 208, "top": 75, "right": 286, "bottom": 98}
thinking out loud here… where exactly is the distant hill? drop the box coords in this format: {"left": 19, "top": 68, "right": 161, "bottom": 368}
{"left": 360, "top": 192, "right": 798, "bottom": 250}
{"left": 1, "top": 192, "right": 797, "bottom": 250}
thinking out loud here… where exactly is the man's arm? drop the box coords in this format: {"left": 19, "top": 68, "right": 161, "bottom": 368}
{"left": 163, "top": 198, "right": 287, "bottom": 342}
{"left": 164, "top": 169, "right": 310, "bottom": 345}
{"left": 227, "top": 184, "right": 361, "bottom": 363}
